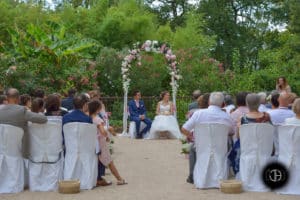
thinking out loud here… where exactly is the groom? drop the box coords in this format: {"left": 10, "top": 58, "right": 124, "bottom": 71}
{"left": 128, "top": 90, "right": 152, "bottom": 139}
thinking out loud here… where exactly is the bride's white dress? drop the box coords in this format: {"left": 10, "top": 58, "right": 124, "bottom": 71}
{"left": 147, "top": 103, "right": 181, "bottom": 139}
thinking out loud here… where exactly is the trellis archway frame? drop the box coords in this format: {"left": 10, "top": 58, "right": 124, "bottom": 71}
{"left": 121, "top": 40, "right": 181, "bottom": 136}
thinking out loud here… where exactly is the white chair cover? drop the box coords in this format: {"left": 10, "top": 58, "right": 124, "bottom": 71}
{"left": 28, "top": 122, "right": 63, "bottom": 191}
{"left": 0, "top": 124, "right": 24, "bottom": 193}
{"left": 129, "top": 121, "right": 147, "bottom": 139}
{"left": 273, "top": 125, "right": 280, "bottom": 158}
{"left": 277, "top": 125, "right": 300, "bottom": 195}
{"left": 239, "top": 123, "right": 274, "bottom": 192}
{"left": 63, "top": 122, "right": 98, "bottom": 190}
{"left": 193, "top": 123, "right": 230, "bottom": 189}
{"left": 46, "top": 116, "right": 62, "bottom": 123}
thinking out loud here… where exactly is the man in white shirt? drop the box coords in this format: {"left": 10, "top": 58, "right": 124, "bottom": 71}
{"left": 181, "top": 92, "right": 234, "bottom": 184}
{"left": 267, "top": 92, "right": 295, "bottom": 125}
{"left": 182, "top": 92, "right": 234, "bottom": 141}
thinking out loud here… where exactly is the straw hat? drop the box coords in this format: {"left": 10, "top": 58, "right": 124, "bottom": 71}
{"left": 220, "top": 180, "right": 242, "bottom": 194}
{"left": 58, "top": 180, "right": 80, "bottom": 194}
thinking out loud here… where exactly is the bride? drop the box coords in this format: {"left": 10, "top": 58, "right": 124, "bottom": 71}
{"left": 147, "top": 91, "right": 181, "bottom": 139}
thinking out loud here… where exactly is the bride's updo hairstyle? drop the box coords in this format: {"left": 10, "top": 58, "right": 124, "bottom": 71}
{"left": 160, "top": 91, "right": 169, "bottom": 101}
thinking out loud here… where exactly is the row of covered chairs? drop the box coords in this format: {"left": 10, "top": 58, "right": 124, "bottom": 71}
{"left": 0, "top": 122, "right": 98, "bottom": 193}
{"left": 193, "top": 123, "right": 300, "bottom": 195}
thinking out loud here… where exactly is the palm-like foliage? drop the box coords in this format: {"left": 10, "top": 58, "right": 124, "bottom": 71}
{"left": 8, "top": 22, "right": 97, "bottom": 66}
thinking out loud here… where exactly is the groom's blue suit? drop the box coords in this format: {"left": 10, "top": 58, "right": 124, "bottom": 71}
{"left": 128, "top": 99, "right": 152, "bottom": 138}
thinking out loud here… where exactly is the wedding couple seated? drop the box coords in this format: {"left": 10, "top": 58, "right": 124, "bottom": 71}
{"left": 128, "top": 90, "right": 181, "bottom": 139}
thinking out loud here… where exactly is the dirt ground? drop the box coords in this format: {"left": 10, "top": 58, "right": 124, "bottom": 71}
{"left": 0, "top": 137, "right": 299, "bottom": 200}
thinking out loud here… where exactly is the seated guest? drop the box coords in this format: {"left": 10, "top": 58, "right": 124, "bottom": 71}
{"left": 267, "top": 92, "right": 295, "bottom": 125}
{"left": 89, "top": 90, "right": 116, "bottom": 136}
{"left": 31, "top": 98, "right": 45, "bottom": 113}
{"left": 0, "top": 88, "right": 47, "bottom": 158}
{"left": 186, "top": 90, "right": 201, "bottom": 119}
{"left": 181, "top": 92, "right": 234, "bottom": 142}
{"left": 224, "top": 94, "right": 235, "bottom": 114}
{"left": 230, "top": 92, "right": 249, "bottom": 141}
{"left": 258, "top": 92, "right": 269, "bottom": 112}
{"left": 285, "top": 98, "right": 300, "bottom": 125}
{"left": 270, "top": 92, "right": 280, "bottom": 109}
{"left": 45, "top": 94, "right": 68, "bottom": 116}
{"left": 62, "top": 88, "right": 76, "bottom": 111}
{"left": 62, "top": 94, "right": 111, "bottom": 187}
{"left": 197, "top": 93, "right": 210, "bottom": 109}
{"left": 229, "top": 93, "right": 272, "bottom": 176}
{"left": 128, "top": 90, "right": 152, "bottom": 139}
{"left": 0, "top": 94, "right": 7, "bottom": 106}
{"left": 32, "top": 88, "right": 45, "bottom": 99}
{"left": 188, "top": 90, "right": 201, "bottom": 111}
{"left": 19, "top": 94, "right": 32, "bottom": 110}
{"left": 288, "top": 92, "right": 297, "bottom": 109}
{"left": 186, "top": 93, "right": 210, "bottom": 184}
{"left": 89, "top": 100, "right": 127, "bottom": 185}
{"left": 239, "top": 93, "right": 272, "bottom": 129}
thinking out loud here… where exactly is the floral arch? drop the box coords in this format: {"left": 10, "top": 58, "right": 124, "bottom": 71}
{"left": 121, "top": 40, "right": 181, "bottom": 135}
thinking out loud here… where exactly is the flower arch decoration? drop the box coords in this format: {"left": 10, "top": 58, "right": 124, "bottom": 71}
{"left": 121, "top": 40, "right": 182, "bottom": 135}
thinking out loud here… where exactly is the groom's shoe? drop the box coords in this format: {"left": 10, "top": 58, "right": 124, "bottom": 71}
{"left": 136, "top": 134, "right": 143, "bottom": 139}
{"left": 186, "top": 176, "right": 194, "bottom": 184}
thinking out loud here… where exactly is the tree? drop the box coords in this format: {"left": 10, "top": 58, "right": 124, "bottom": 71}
{"left": 197, "top": 0, "right": 288, "bottom": 70}
{"left": 171, "top": 12, "right": 215, "bottom": 52}
{"left": 145, "top": 0, "right": 193, "bottom": 30}
{"left": 289, "top": 0, "right": 300, "bottom": 34}
{"left": 97, "top": 0, "right": 157, "bottom": 49}
{"left": 3, "top": 22, "right": 98, "bottom": 92}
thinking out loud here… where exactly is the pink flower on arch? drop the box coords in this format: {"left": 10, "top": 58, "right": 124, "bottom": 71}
{"left": 131, "top": 50, "right": 137, "bottom": 55}
{"left": 171, "top": 62, "right": 176, "bottom": 69}
{"left": 167, "top": 49, "right": 172, "bottom": 55}
{"left": 165, "top": 54, "right": 171, "bottom": 61}
{"left": 160, "top": 44, "right": 166, "bottom": 53}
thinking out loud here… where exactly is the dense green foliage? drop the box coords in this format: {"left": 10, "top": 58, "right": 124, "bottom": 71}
{"left": 0, "top": 0, "right": 299, "bottom": 96}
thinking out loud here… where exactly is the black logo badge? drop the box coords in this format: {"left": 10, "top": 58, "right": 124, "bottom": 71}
{"left": 262, "top": 162, "right": 289, "bottom": 190}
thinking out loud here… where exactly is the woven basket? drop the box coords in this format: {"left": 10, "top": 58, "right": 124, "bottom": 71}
{"left": 220, "top": 180, "right": 242, "bottom": 194}
{"left": 58, "top": 180, "right": 80, "bottom": 194}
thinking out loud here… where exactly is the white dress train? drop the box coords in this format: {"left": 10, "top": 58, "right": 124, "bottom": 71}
{"left": 147, "top": 103, "right": 181, "bottom": 139}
